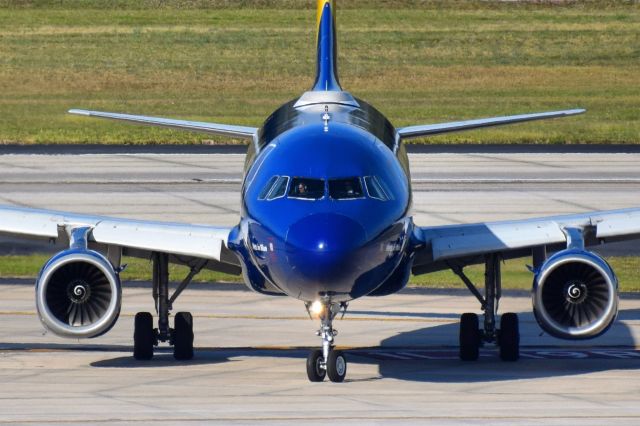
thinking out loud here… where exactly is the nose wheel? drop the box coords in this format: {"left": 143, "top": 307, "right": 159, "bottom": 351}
{"left": 326, "top": 349, "right": 347, "bottom": 382}
{"left": 305, "top": 301, "right": 348, "bottom": 382}
{"left": 306, "top": 349, "right": 326, "bottom": 382}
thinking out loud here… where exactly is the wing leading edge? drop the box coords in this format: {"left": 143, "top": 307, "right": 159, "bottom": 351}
{"left": 397, "top": 109, "right": 585, "bottom": 140}
{"left": 68, "top": 109, "right": 257, "bottom": 140}
{"left": 0, "top": 205, "right": 240, "bottom": 273}
{"left": 412, "top": 208, "right": 640, "bottom": 274}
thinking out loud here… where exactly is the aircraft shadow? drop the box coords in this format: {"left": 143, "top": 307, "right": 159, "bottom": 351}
{"left": 90, "top": 347, "right": 310, "bottom": 368}
{"left": 350, "top": 310, "right": 461, "bottom": 319}
{"left": 91, "top": 351, "right": 233, "bottom": 368}
{"left": 2, "top": 309, "right": 638, "bottom": 381}
{"left": 344, "top": 308, "right": 640, "bottom": 383}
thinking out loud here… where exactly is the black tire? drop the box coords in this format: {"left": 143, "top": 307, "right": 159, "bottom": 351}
{"left": 459, "top": 312, "right": 481, "bottom": 361}
{"left": 326, "top": 350, "right": 347, "bottom": 383}
{"left": 499, "top": 312, "right": 520, "bottom": 361}
{"left": 133, "top": 312, "right": 155, "bottom": 360}
{"left": 173, "top": 312, "right": 194, "bottom": 360}
{"left": 306, "top": 349, "right": 326, "bottom": 382}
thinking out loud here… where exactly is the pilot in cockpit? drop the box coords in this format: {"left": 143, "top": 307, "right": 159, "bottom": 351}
{"left": 344, "top": 181, "right": 355, "bottom": 197}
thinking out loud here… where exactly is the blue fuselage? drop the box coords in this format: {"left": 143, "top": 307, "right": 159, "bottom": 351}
{"left": 228, "top": 95, "right": 414, "bottom": 303}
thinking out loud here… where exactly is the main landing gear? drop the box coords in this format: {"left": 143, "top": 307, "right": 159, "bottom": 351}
{"left": 133, "top": 252, "right": 204, "bottom": 361}
{"left": 452, "top": 254, "right": 520, "bottom": 362}
{"left": 305, "top": 300, "right": 348, "bottom": 382}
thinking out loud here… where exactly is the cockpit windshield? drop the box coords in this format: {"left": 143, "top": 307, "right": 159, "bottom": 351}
{"left": 258, "top": 175, "right": 392, "bottom": 201}
{"left": 258, "top": 175, "right": 289, "bottom": 200}
{"left": 363, "top": 176, "right": 391, "bottom": 201}
{"left": 329, "top": 177, "right": 364, "bottom": 200}
{"left": 289, "top": 177, "right": 325, "bottom": 200}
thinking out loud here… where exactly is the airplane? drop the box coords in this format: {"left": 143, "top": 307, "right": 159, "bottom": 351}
{"left": 1, "top": 0, "right": 639, "bottom": 383}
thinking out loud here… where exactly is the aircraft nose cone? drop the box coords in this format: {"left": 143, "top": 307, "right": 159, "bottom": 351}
{"left": 286, "top": 213, "right": 366, "bottom": 254}
{"left": 285, "top": 213, "right": 367, "bottom": 289}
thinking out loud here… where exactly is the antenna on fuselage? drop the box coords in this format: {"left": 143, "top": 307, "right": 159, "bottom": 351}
{"left": 322, "top": 105, "right": 331, "bottom": 132}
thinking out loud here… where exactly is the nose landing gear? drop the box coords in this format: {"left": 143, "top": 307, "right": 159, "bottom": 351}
{"left": 305, "top": 301, "right": 348, "bottom": 382}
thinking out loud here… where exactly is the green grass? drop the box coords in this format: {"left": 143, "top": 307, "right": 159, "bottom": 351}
{"left": 0, "top": 1, "right": 638, "bottom": 144}
{"left": 2, "top": 253, "right": 639, "bottom": 292}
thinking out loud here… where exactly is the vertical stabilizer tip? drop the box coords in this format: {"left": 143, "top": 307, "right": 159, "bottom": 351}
{"left": 312, "top": 0, "right": 341, "bottom": 92}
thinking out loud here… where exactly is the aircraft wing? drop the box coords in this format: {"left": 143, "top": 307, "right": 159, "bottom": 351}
{"left": 397, "top": 109, "right": 585, "bottom": 140}
{"left": 68, "top": 109, "right": 257, "bottom": 140}
{"left": 0, "top": 205, "right": 241, "bottom": 274}
{"left": 412, "top": 208, "right": 640, "bottom": 274}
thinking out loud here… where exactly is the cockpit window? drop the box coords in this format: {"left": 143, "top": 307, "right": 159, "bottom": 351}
{"left": 329, "top": 177, "right": 364, "bottom": 200}
{"left": 267, "top": 176, "right": 289, "bottom": 200}
{"left": 258, "top": 175, "right": 289, "bottom": 201}
{"left": 258, "top": 175, "right": 279, "bottom": 200}
{"left": 364, "top": 176, "right": 390, "bottom": 201}
{"left": 289, "top": 177, "right": 325, "bottom": 200}
{"left": 259, "top": 175, "right": 392, "bottom": 202}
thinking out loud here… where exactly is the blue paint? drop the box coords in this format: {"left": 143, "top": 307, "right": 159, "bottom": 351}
{"left": 312, "top": 3, "right": 341, "bottom": 92}
{"left": 228, "top": 99, "right": 415, "bottom": 302}
{"left": 226, "top": 3, "right": 417, "bottom": 303}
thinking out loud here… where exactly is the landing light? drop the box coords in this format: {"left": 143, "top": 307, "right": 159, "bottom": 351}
{"left": 310, "top": 300, "right": 325, "bottom": 316}
{"left": 317, "top": 242, "right": 326, "bottom": 250}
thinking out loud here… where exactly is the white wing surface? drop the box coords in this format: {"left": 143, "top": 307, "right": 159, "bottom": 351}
{"left": 397, "top": 109, "right": 585, "bottom": 140}
{"left": 0, "top": 205, "right": 239, "bottom": 270}
{"left": 68, "top": 109, "right": 257, "bottom": 140}
{"left": 413, "top": 208, "right": 640, "bottom": 274}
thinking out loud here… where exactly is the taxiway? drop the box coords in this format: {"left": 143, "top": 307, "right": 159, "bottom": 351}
{"left": 1, "top": 283, "right": 640, "bottom": 424}
{"left": 0, "top": 149, "right": 639, "bottom": 424}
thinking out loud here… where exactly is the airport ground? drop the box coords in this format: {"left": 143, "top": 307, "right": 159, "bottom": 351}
{"left": 0, "top": 148, "right": 639, "bottom": 424}
{"left": 2, "top": 282, "right": 640, "bottom": 425}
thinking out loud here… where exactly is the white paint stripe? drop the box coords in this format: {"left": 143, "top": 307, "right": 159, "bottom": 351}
{"left": 519, "top": 352, "right": 546, "bottom": 359}
{"left": 376, "top": 352, "right": 414, "bottom": 360}
{"left": 396, "top": 351, "right": 445, "bottom": 360}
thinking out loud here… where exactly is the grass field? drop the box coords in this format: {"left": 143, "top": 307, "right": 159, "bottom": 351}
{"left": 1, "top": 253, "right": 639, "bottom": 292}
{"left": 0, "top": 0, "right": 638, "bottom": 144}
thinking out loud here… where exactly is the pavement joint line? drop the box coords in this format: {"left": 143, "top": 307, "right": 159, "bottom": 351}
{"left": 3, "top": 178, "right": 640, "bottom": 185}
{"left": 3, "top": 345, "right": 640, "bottom": 352}
{"left": 0, "top": 179, "right": 244, "bottom": 185}
{"left": 1, "top": 310, "right": 638, "bottom": 324}
{"left": 1, "top": 415, "right": 640, "bottom": 423}
{"left": 0, "top": 311, "right": 458, "bottom": 323}
{"left": 412, "top": 178, "right": 640, "bottom": 184}
{"left": 3, "top": 144, "right": 640, "bottom": 155}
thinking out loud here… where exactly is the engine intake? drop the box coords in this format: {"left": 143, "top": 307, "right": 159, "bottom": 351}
{"left": 533, "top": 249, "right": 618, "bottom": 339}
{"left": 36, "top": 249, "right": 122, "bottom": 338}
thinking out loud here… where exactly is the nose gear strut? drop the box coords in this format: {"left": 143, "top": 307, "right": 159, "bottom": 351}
{"left": 305, "top": 300, "right": 348, "bottom": 382}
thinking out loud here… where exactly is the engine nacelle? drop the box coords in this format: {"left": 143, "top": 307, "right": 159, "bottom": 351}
{"left": 532, "top": 249, "right": 618, "bottom": 340}
{"left": 36, "top": 249, "right": 122, "bottom": 338}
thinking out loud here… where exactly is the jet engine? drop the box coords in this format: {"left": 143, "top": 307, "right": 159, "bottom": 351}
{"left": 35, "top": 249, "right": 122, "bottom": 338}
{"left": 532, "top": 249, "right": 618, "bottom": 340}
